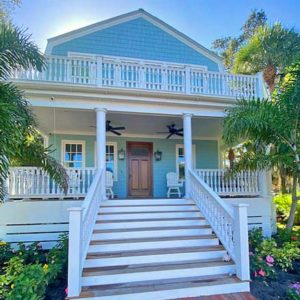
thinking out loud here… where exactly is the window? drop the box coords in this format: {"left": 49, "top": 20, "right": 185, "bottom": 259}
{"left": 176, "top": 144, "right": 196, "bottom": 180}
{"left": 62, "top": 141, "right": 85, "bottom": 168}
{"left": 94, "top": 142, "right": 118, "bottom": 180}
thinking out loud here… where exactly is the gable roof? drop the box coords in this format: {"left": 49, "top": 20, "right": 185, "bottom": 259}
{"left": 45, "top": 9, "right": 223, "bottom": 69}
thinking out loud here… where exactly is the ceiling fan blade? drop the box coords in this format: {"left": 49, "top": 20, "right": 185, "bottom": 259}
{"left": 112, "top": 126, "right": 126, "bottom": 131}
{"left": 166, "top": 133, "right": 173, "bottom": 139}
{"left": 177, "top": 128, "right": 183, "bottom": 132}
{"left": 110, "top": 130, "right": 122, "bottom": 136}
{"left": 176, "top": 132, "right": 184, "bottom": 137}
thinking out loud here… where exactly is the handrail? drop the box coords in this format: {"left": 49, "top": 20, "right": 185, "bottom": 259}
{"left": 67, "top": 168, "right": 104, "bottom": 297}
{"left": 189, "top": 169, "right": 250, "bottom": 281}
{"left": 11, "top": 54, "right": 261, "bottom": 99}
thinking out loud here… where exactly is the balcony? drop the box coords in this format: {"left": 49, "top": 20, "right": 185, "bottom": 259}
{"left": 12, "top": 54, "right": 262, "bottom": 99}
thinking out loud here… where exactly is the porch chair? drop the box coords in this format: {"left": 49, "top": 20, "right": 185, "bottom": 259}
{"left": 106, "top": 171, "right": 114, "bottom": 199}
{"left": 166, "top": 172, "right": 183, "bottom": 198}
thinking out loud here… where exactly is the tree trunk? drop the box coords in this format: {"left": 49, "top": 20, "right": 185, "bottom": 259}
{"left": 263, "top": 65, "right": 277, "bottom": 93}
{"left": 287, "top": 175, "right": 299, "bottom": 228}
{"left": 279, "top": 167, "right": 288, "bottom": 194}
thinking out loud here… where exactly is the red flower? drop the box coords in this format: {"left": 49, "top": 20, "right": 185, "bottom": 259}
{"left": 258, "top": 269, "right": 266, "bottom": 277}
{"left": 65, "top": 287, "right": 68, "bottom": 295}
{"left": 291, "top": 236, "right": 298, "bottom": 241}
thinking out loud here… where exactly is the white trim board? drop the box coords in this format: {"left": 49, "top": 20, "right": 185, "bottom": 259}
{"left": 45, "top": 9, "right": 224, "bottom": 71}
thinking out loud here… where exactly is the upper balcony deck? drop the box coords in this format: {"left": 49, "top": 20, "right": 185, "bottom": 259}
{"left": 12, "top": 54, "right": 263, "bottom": 99}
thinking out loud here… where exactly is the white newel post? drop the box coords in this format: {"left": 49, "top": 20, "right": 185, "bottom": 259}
{"left": 259, "top": 170, "right": 272, "bottom": 197}
{"left": 96, "top": 108, "right": 107, "bottom": 199}
{"left": 67, "top": 207, "right": 83, "bottom": 297}
{"left": 183, "top": 113, "right": 193, "bottom": 198}
{"left": 233, "top": 204, "right": 250, "bottom": 281}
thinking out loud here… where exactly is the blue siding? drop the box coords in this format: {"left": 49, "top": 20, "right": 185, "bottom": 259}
{"left": 48, "top": 134, "right": 219, "bottom": 198}
{"left": 50, "top": 18, "right": 219, "bottom": 71}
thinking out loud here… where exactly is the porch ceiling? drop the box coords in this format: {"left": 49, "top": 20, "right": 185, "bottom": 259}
{"left": 32, "top": 107, "right": 222, "bottom": 139}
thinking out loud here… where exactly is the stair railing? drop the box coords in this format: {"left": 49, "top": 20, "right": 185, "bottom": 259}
{"left": 189, "top": 169, "right": 250, "bottom": 281}
{"left": 67, "top": 168, "right": 104, "bottom": 297}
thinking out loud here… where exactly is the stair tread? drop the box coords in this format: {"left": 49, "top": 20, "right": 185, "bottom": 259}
{"left": 77, "top": 274, "right": 241, "bottom": 298}
{"left": 83, "top": 258, "right": 234, "bottom": 276}
{"left": 86, "top": 245, "right": 225, "bottom": 259}
{"left": 93, "top": 225, "right": 211, "bottom": 233}
{"left": 90, "top": 234, "right": 217, "bottom": 245}
{"left": 99, "top": 210, "right": 199, "bottom": 215}
{"left": 101, "top": 204, "right": 196, "bottom": 207}
{"left": 97, "top": 217, "right": 205, "bottom": 223}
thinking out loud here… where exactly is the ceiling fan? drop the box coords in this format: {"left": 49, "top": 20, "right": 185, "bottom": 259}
{"left": 89, "top": 120, "right": 126, "bottom": 136}
{"left": 106, "top": 120, "right": 126, "bottom": 136}
{"left": 157, "top": 124, "right": 183, "bottom": 139}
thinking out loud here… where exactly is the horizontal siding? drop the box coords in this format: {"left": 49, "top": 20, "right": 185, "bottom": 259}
{"left": 51, "top": 18, "right": 219, "bottom": 71}
{"left": 48, "top": 134, "right": 219, "bottom": 198}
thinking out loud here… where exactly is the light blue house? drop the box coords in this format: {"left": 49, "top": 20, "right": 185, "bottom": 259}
{"left": 2, "top": 9, "right": 275, "bottom": 299}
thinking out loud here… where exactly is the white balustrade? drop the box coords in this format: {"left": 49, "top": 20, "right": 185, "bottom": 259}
{"left": 189, "top": 169, "right": 250, "bottom": 281}
{"left": 68, "top": 168, "right": 104, "bottom": 297}
{"left": 12, "top": 54, "right": 261, "bottom": 98}
{"left": 195, "top": 169, "right": 259, "bottom": 196}
{"left": 8, "top": 167, "right": 96, "bottom": 199}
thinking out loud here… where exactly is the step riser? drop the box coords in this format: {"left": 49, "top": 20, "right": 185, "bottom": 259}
{"left": 82, "top": 264, "right": 236, "bottom": 286}
{"left": 101, "top": 199, "right": 195, "bottom": 206}
{"left": 95, "top": 219, "right": 207, "bottom": 230}
{"left": 88, "top": 238, "right": 219, "bottom": 253}
{"left": 78, "top": 282, "right": 249, "bottom": 300}
{"left": 100, "top": 206, "right": 198, "bottom": 213}
{"left": 97, "top": 212, "right": 202, "bottom": 220}
{"left": 84, "top": 250, "right": 227, "bottom": 268}
{"left": 91, "top": 228, "right": 212, "bottom": 240}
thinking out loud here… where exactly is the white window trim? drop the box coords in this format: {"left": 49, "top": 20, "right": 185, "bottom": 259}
{"left": 94, "top": 141, "right": 118, "bottom": 181}
{"left": 175, "top": 144, "right": 196, "bottom": 178}
{"left": 61, "top": 140, "right": 86, "bottom": 168}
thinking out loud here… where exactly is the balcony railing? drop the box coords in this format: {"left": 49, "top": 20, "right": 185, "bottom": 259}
{"left": 12, "top": 54, "right": 262, "bottom": 98}
{"left": 8, "top": 167, "right": 260, "bottom": 199}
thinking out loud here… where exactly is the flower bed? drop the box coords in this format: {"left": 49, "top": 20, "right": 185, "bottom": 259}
{"left": 0, "top": 235, "right": 68, "bottom": 300}
{"left": 249, "top": 228, "right": 300, "bottom": 299}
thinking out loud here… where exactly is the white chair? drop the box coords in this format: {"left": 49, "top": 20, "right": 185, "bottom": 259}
{"left": 106, "top": 171, "right": 114, "bottom": 199}
{"left": 167, "top": 172, "right": 183, "bottom": 198}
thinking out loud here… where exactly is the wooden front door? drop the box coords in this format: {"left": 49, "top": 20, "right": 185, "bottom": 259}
{"left": 127, "top": 142, "right": 153, "bottom": 197}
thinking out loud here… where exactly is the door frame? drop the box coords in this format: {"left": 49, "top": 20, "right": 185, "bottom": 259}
{"left": 126, "top": 141, "right": 153, "bottom": 198}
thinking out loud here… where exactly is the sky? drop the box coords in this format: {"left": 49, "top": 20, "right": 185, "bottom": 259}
{"left": 11, "top": 0, "right": 300, "bottom": 52}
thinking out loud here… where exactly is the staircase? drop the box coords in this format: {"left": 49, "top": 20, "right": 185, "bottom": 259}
{"left": 72, "top": 198, "right": 249, "bottom": 300}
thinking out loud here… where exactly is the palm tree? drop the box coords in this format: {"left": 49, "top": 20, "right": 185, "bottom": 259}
{"left": 233, "top": 23, "right": 300, "bottom": 93}
{"left": 0, "top": 23, "right": 68, "bottom": 200}
{"left": 223, "top": 60, "right": 300, "bottom": 227}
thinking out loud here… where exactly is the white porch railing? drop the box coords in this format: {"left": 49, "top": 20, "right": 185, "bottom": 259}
{"left": 12, "top": 54, "right": 261, "bottom": 99}
{"left": 8, "top": 167, "right": 96, "bottom": 198}
{"left": 189, "top": 169, "right": 250, "bottom": 281}
{"left": 68, "top": 168, "right": 104, "bottom": 297}
{"left": 195, "top": 169, "right": 259, "bottom": 196}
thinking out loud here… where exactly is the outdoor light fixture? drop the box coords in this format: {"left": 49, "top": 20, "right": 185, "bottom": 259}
{"left": 118, "top": 148, "right": 125, "bottom": 160}
{"left": 154, "top": 149, "right": 162, "bottom": 161}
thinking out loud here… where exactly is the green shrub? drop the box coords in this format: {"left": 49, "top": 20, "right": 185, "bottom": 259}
{"left": 0, "top": 235, "right": 68, "bottom": 300}
{"left": 275, "top": 227, "right": 300, "bottom": 246}
{"left": 287, "top": 283, "right": 300, "bottom": 300}
{"left": 0, "top": 241, "right": 13, "bottom": 267}
{"left": 274, "top": 194, "right": 300, "bottom": 225}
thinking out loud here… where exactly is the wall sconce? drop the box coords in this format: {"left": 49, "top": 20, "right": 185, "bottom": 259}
{"left": 118, "top": 148, "right": 125, "bottom": 160}
{"left": 154, "top": 149, "right": 162, "bottom": 161}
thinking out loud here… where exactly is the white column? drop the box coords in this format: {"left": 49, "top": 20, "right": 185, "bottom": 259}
{"left": 67, "top": 207, "right": 83, "bottom": 297}
{"left": 183, "top": 113, "right": 193, "bottom": 198}
{"left": 96, "top": 108, "right": 107, "bottom": 198}
{"left": 233, "top": 204, "right": 250, "bottom": 281}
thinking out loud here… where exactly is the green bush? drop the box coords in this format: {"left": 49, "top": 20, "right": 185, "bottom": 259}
{"left": 0, "top": 241, "right": 13, "bottom": 267}
{"left": 0, "top": 235, "right": 68, "bottom": 300}
{"left": 274, "top": 194, "right": 300, "bottom": 225}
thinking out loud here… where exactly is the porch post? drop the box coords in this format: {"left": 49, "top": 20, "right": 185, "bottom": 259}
{"left": 95, "top": 108, "right": 107, "bottom": 198}
{"left": 183, "top": 113, "right": 193, "bottom": 198}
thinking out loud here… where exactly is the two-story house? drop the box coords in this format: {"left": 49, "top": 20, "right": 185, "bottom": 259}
{"left": 1, "top": 9, "right": 275, "bottom": 299}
